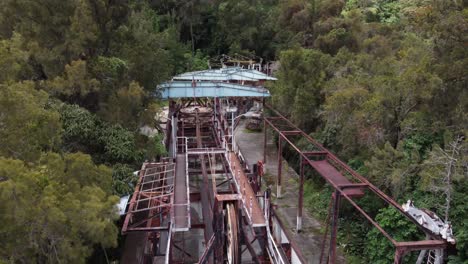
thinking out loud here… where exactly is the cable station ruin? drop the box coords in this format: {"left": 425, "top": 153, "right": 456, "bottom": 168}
{"left": 118, "top": 58, "right": 455, "bottom": 264}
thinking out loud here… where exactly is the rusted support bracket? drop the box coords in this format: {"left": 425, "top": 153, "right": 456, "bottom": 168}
{"left": 198, "top": 235, "right": 216, "bottom": 264}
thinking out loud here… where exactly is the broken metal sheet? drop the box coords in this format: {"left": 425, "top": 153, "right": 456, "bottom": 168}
{"left": 403, "top": 200, "right": 456, "bottom": 244}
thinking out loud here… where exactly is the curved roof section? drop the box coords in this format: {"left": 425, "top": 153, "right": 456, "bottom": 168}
{"left": 172, "top": 67, "right": 277, "bottom": 82}
{"left": 158, "top": 81, "right": 271, "bottom": 99}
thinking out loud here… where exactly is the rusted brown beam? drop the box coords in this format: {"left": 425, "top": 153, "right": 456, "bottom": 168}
{"left": 195, "top": 109, "right": 214, "bottom": 243}
{"left": 265, "top": 105, "right": 445, "bottom": 241}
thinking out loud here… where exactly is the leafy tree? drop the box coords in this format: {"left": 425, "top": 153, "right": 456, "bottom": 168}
{"left": 99, "top": 81, "right": 145, "bottom": 129}
{"left": 99, "top": 124, "right": 142, "bottom": 165}
{"left": 113, "top": 5, "right": 181, "bottom": 90}
{"left": 112, "top": 163, "right": 137, "bottom": 196}
{"left": 0, "top": 81, "right": 61, "bottom": 161}
{"left": 45, "top": 60, "right": 101, "bottom": 107}
{"left": 0, "top": 0, "right": 93, "bottom": 78}
{"left": 88, "top": 56, "right": 129, "bottom": 94}
{"left": 365, "top": 206, "right": 420, "bottom": 263}
{"left": 0, "top": 152, "right": 118, "bottom": 263}
{"left": 270, "top": 48, "right": 331, "bottom": 130}
{"left": 146, "top": 133, "right": 168, "bottom": 160}
{"left": 57, "top": 103, "right": 144, "bottom": 165}
{"left": 214, "top": 0, "right": 277, "bottom": 58}
{"left": 366, "top": 142, "right": 420, "bottom": 199}
{"left": 58, "top": 103, "right": 100, "bottom": 153}
{"left": 0, "top": 33, "right": 32, "bottom": 83}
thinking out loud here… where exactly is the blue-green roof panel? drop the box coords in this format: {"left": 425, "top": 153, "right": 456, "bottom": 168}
{"left": 158, "top": 81, "right": 271, "bottom": 99}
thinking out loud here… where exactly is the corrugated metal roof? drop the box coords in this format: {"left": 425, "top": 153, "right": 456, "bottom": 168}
{"left": 157, "top": 81, "right": 271, "bottom": 99}
{"left": 172, "top": 67, "right": 277, "bottom": 81}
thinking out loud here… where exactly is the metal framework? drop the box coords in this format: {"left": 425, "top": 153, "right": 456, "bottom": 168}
{"left": 263, "top": 104, "right": 448, "bottom": 264}
{"left": 120, "top": 65, "right": 453, "bottom": 263}
{"left": 122, "top": 162, "right": 175, "bottom": 233}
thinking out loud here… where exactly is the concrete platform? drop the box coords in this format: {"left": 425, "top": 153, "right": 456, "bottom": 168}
{"left": 228, "top": 151, "right": 266, "bottom": 227}
{"left": 234, "top": 120, "right": 347, "bottom": 263}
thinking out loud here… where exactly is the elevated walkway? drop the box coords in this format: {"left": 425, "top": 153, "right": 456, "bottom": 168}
{"left": 173, "top": 153, "right": 190, "bottom": 231}
{"left": 309, "top": 160, "right": 364, "bottom": 197}
{"left": 227, "top": 151, "right": 266, "bottom": 227}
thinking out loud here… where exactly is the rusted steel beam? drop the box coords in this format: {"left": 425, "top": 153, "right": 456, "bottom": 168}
{"left": 264, "top": 104, "right": 445, "bottom": 240}
{"left": 302, "top": 151, "right": 329, "bottom": 156}
{"left": 277, "top": 136, "right": 282, "bottom": 198}
{"left": 393, "top": 248, "right": 405, "bottom": 264}
{"left": 337, "top": 188, "right": 397, "bottom": 245}
{"left": 241, "top": 224, "right": 261, "bottom": 264}
{"left": 216, "top": 194, "right": 241, "bottom": 201}
{"left": 329, "top": 191, "right": 341, "bottom": 264}
{"left": 337, "top": 183, "right": 369, "bottom": 189}
{"left": 195, "top": 109, "right": 214, "bottom": 243}
{"left": 281, "top": 130, "right": 302, "bottom": 135}
{"left": 395, "top": 240, "right": 446, "bottom": 251}
{"left": 125, "top": 226, "right": 170, "bottom": 232}
{"left": 122, "top": 163, "right": 148, "bottom": 234}
{"left": 127, "top": 210, "right": 167, "bottom": 230}
{"left": 189, "top": 169, "right": 227, "bottom": 175}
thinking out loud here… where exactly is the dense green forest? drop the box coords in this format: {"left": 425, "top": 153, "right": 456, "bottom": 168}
{"left": 0, "top": 0, "right": 466, "bottom": 263}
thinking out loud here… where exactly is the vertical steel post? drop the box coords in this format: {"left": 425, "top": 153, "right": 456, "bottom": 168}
{"left": 263, "top": 118, "right": 267, "bottom": 164}
{"left": 277, "top": 136, "right": 282, "bottom": 198}
{"left": 329, "top": 190, "right": 341, "bottom": 264}
{"left": 231, "top": 111, "right": 235, "bottom": 151}
{"left": 297, "top": 157, "right": 304, "bottom": 231}
{"left": 393, "top": 248, "right": 405, "bottom": 264}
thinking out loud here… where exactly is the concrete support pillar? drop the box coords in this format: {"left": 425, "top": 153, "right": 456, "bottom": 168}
{"left": 297, "top": 157, "right": 304, "bottom": 231}
{"left": 263, "top": 118, "right": 267, "bottom": 164}
{"left": 329, "top": 191, "right": 341, "bottom": 264}
{"left": 277, "top": 137, "right": 282, "bottom": 198}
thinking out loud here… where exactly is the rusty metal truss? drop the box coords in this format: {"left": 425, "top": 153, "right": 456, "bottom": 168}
{"left": 122, "top": 162, "right": 175, "bottom": 233}
{"left": 263, "top": 104, "right": 448, "bottom": 264}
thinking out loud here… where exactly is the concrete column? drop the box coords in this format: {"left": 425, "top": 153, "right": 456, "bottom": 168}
{"left": 263, "top": 118, "right": 267, "bottom": 164}
{"left": 297, "top": 157, "right": 304, "bottom": 231}
{"left": 277, "top": 137, "right": 282, "bottom": 198}
{"left": 329, "top": 191, "right": 341, "bottom": 264}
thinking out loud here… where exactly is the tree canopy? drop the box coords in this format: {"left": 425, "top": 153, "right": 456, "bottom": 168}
{"left": 0, "top": 0, "right": 466, "bottom": 263}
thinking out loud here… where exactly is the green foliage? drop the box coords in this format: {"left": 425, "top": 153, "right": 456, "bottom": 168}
{"left": 113, "top": 5, "right": 182, "bottom": 90}
{"left": 99, "top": 81, "right": 145, "bottom": 129}
{"left": 146, "top": 133, "right": 168, "bottom": 160}
{"left": 0, "top": 153, "right": 118, "bottom": 263}
{"left": 214, "top": 0, "right": 277, "bottom": 57}
{"left": 184, "top": 50, "right": 209, "bottom": 71}
{"left": 270, "top": 48, "right": 331, "bottom": 130}
{"left": 99, "top": 124, "right": 142, "bottom": 164}
{"left": 88, "top": 56, "right": 128, "bottom": 91}
{"left": 448, "top": 181, "right": 468, "bottom": 262}
{"left": 57, "top": 103, "right": 145, "bottom": 165}
{"left": 0, "top": 81, "right": 61, "bottom": 161}
{"left": 112, "top": 164, "right": 137, "bottom": 196}
{"left": 45, "top": 60, "right": 101, "bottom": 103}
{"left": 58, "top": 103, "right": 100, "bottom": 152}
{"left": 366, "top": 142, "right": 420, "bottom": 199}
{"left": 365, "top": 206, "right": 420, "bottom": 263}
{"left": 1, "top": 0, "right": 467, "bottom": 262}
{"left": 0, "top": 33, "right": 31, "bottom": 83}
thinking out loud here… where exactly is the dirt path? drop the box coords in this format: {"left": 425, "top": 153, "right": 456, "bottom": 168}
{"left": 234, "top": 120, "right": 346, "bottom": 264}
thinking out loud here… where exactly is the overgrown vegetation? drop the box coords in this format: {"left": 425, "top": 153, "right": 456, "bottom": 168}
{"left": 0, "top": 0, "right": 466, "bottom": 263}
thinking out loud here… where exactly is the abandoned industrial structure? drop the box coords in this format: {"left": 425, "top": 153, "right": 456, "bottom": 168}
{"left": 119, "top": 65, "right": 455, "bottom": 264}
